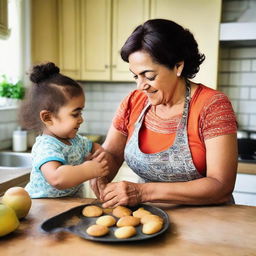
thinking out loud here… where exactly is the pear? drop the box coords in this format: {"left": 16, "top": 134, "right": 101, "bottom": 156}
{"left": 2, "top": 187, "right": 32, "bottom": 219}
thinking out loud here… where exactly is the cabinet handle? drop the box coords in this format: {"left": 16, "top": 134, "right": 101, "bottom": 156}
{"left": 105, "top": 65, "right": 109, "bottom": 68}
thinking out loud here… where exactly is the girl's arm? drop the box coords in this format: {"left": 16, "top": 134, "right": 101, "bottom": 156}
{"left": 101, "top": 133, "right": 238, "bottom": 207}
{"left": 40, "top": 150, "right": 109, "bottom": 190}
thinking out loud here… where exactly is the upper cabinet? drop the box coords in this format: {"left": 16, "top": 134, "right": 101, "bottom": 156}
{"left": 32, "top": 0, "right": 221, "bottom": 87}
{"left": 150, "top": 0, "right": 222, "bottom": 88}
{"left": 31, "top": 0, "right": 59, "bottom": 67}
{"left": 0, "top": 0, "right": 8, "bottom": 37}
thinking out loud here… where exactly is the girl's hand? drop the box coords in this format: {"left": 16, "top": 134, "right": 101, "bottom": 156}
{"left": 90, "top": 177, "right": 108, "bottom": 199}
{"left": 92, "top": 151, "right": 109, "bottom": 177}
{"left": 101, "top": 181, "right": 143, "bottom": 208}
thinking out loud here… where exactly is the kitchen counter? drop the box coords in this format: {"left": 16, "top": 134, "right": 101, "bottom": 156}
{"left": 238, "top": 161, "right": 256, "bottom": 175}
{"left": 0, "top": 198, "right": 255, "bottom": 256}
{"left": 0, "top": 168, "right": 30, "bottom": 196}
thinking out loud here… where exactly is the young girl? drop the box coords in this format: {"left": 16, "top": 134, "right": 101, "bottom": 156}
{"left": 19, "top": 62, "right": 109, "bottom": 198}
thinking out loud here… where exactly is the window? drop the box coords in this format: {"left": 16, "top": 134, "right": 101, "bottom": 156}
{"left": 0, "top": 0, "right": 8, "bottom": 37}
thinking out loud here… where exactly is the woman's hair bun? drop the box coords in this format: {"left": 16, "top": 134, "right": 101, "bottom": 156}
{"left": 30, "top": 62, "right": 60, "bottom": 84}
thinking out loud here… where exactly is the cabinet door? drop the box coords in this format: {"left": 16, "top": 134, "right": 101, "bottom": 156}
{"left": 112, "top": 0, "right": 150, "bottom": 81}
{"left": 58, "top": 0, "right": 81, "bottom": 79}
{"left": 31, "top": 0, "right": 59, "bottom": 65}
{"left": 150, "top": 0, "right": 221, "bottom": 88}
{"left": 80, "top": 0, "right": 111, "bottom": 81}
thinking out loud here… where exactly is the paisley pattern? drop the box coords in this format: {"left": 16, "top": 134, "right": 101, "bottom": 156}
{"left": 124, "top": 83, "right": 203, "bottom": 182}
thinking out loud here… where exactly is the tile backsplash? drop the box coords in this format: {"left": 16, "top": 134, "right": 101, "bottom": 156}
{"left": 80, "top": 82, "right": 135, "bottom": 135}
{"left": 218, "top": 46, "right": 256, "bottom": 130}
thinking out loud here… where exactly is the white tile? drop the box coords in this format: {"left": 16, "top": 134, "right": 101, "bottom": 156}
{"left": 228, "top": 87, "right": 240, "bottom": 99}
{"left": 84, "top": 110, "right": 102, "bottom": 121}
{"left": 252, "top": 60, "right": 256, "bottom": 71}
{"left": 218, "top": 73, "right": 229, "bottom": 85}
{"left": 219, "top": 86, "right": 229, "bottom": 95}
{"left": 90, "top": 91, "right": 104, "bottom": 101}
{"left": 224, "top": 1, "right": 248, "bottom": 12}
{"left": 237, "top": 114, "right": 249, "bottom": 127}
{"left": 250, "top": 88, "right": 256, "bottom": 99}
{"left": 230, "top": 99, "right": 239, "bottom": 112}
{"left": 249, "top": 114, "right": 256, "bottom": 127}
{"left": 240, "top": 73, "right": 256, "bottom": 86}
{"left": 0, "top": 108, "right": 18, "bottom": 123}
{"left": 230, "top": 47, "right": 256, "bottom": 59}
{"left": 229, "top": 73, "right": 241, "bottom": 86}
{"left": 102, "top": 112, "right": 115, "bottom": 122}
{"left": 240, "top": 87, "right": 250, "bottom": 100}
{"left": 239, "top": 100, "right": 256, "bottom": 114}
{"left": 229, "top": 60, "right": 240, "bottom": 72}
{"left": 219, "top": 60, "right": 230, "bottom": 72}
{"left": 103, "top": 92, "right": 127, "bottom": 101}
{"left": 0, "top": 124, "right": 6, "bottom": 140}
{"left": 241, "top": 60, "right": 251, "bottom": 72}
{"left": 219, "top": 47, "right": 229, "bottom": 58}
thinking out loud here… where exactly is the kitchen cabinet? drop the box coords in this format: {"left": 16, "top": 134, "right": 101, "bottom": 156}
{"left": 150, "top": 0, "right": 221, "bottom": 88}
{"left": 31, "top": 0, "right": 59, "bottom": 66}
{"left": 32, "top": 0, "right": 221, "bottom": 85}
{"left": 32, "top": 0, "right": 149, "bottom": 81}
{"left": 0, "top": 0, "right": 8, "bottom": 37}
{"left": 233, "top": 173, "right": 256, "bottom": 206}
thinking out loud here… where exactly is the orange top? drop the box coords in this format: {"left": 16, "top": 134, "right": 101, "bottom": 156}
{"left": 113, "top": 84, "right": 237, "bottom": 176}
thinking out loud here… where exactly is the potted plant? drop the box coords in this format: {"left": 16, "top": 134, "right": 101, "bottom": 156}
{"left": 0, "top": 75, "right": 25, "bottom": 107}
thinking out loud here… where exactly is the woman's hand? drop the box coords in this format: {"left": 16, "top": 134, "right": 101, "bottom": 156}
{"left": 101, "top": 181, "right": 143, "bottom": 208}
{"left": 90, "top": 177, "right": 108, "bottom": 199}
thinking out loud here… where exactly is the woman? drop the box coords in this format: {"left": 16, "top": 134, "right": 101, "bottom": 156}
{"left": 91, "top": 19, "right": 238, "bottom": 207}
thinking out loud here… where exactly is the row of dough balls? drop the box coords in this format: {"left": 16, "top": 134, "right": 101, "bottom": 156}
{"left": 82, "top": 205, "right": 164, "bottom": 239}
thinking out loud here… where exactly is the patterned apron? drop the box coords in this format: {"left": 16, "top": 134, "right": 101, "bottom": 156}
{"left": 124, "top": 83, "right": 203, "bottom": 182}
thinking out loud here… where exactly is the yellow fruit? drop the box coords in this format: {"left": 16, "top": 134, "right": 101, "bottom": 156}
{"left": 0, "top": 204, "right": 20, "bottom": 237}
{"left": 2, "top": 187, "right": 32, "bottom": 219}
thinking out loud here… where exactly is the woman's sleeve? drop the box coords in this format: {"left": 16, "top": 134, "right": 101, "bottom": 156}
{"left": 200, "top": 93, "right": 238, "bottom": 140}
{"left": 112, "top": 91, "right": 135, "bottom": 136}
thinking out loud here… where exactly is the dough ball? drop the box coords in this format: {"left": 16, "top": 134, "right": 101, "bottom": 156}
{"left": 112, "top": 206, "right": 132, "bottom": 218}
{"left": 86, "top": 224, "right": 109, "bottom": 237}
{"left": 116, "top": 216, "right": 141, "bottom": 227}
{"left": 103, "top": 208, "right": 113, "bottom": 214}
{"left": 142, "top": 221, "right": 163, "bottom": 235}
{"left": 82, "top": 205, "right": 103, "bottom": 217}
{"left": 96, "top": 215, "right": 116, "bottom": 227}
{"left": 140, "top": 214, "right": 164, "bottom": 224}
{"left": 132, "top": 207, "right": 151, "bottom": 218}
{"left": 114, "top": 226, "right": 137, "bottom": 239}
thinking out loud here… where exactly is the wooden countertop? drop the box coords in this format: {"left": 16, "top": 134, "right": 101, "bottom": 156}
{"left": 238, "top": 162, "right": 256, "bottom": 175}
{"left": 0, "top": 198, "right": 255, "bottom": 256}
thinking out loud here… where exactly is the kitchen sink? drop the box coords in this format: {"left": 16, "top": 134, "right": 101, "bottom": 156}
{"left": 0, "top": 151, "right": 32, "bottom": 170}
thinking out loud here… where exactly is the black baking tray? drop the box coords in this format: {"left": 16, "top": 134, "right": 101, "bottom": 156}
{"left": 41, "top": 203, "right": 170, "bottom": 242}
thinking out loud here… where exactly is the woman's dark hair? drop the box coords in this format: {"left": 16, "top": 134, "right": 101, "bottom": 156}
{"left": 19, "top": 62, "right": 83, "bottom": 132}
{"left": 121, "top": 19, "right": 205, "bottom": 79}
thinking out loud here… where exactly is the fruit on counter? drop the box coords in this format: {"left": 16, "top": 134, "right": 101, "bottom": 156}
{"left": 2, "top": 187, "right": 32, "bottom": 219}
{"left": 0, "top": 204, "right": 20, "bottom": 237}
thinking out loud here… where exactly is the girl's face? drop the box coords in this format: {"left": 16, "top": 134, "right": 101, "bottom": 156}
{"left": 128, "top": 50, "right": 184, "bottom": 106}
{"left": 45, "top": 94, "right": 85, "bottom": 143}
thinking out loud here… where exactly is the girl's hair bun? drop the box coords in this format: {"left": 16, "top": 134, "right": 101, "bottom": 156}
{"left": 30, "top": 62, "right": 60, "bottom": 84}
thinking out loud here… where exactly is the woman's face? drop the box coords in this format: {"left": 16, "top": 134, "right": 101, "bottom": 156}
{"left": 128, "top": 50, "right": 184, "bottom": 106}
